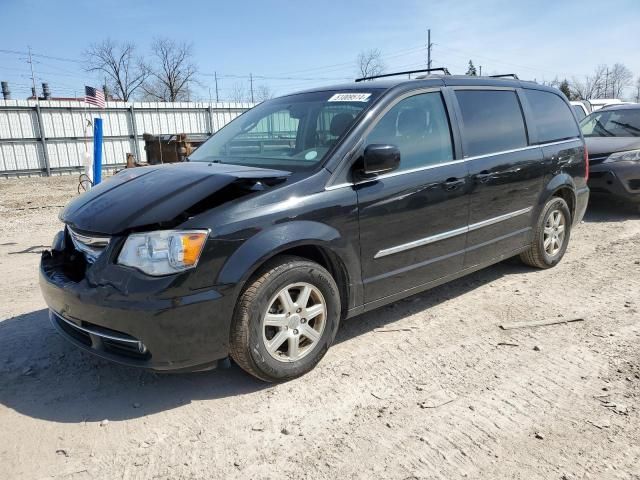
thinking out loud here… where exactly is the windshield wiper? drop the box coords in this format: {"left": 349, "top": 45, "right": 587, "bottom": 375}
{"left": 610, "top": 120, "right": 640, "bottom": 136}
{"left": 593, "top": 120, "right": 614, "bottom": 137}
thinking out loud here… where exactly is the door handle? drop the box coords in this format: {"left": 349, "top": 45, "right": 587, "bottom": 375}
{"left": 474, "top": 171, "right": 492, "bottom": 183}
{"left": 443, "top": 177, "right": 466, "bottom": 190}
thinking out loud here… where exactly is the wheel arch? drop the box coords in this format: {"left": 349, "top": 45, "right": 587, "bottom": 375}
{"left": 217, "top": 221, "right": 360, "bottom": 319}
{"left": 541, "top": 173, "right": 577, "bottom": 220}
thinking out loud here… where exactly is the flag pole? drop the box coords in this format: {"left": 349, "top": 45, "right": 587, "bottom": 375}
{"left": 81, "top": 87, "right": 93, "bottom": 191}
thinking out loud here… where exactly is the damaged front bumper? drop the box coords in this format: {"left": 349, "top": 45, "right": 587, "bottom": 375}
{"left": 40, "top": 246, "right": 235, "bottom": 372}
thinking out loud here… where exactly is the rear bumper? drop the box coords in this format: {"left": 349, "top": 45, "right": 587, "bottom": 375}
{"left": 40, "top": 251, "right": 235, "bottom": 371}
{"left": 588, "top": 162, "right": 640, "bottom": 204}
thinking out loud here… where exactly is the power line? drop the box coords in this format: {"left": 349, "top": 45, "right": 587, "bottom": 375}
{"left": 0, "top": 48, "right": 82, "bottom": 64}
{"left": 433, "top": 43, "right": 590, "bottom": 78}
{"left": 276, "top": 44, "right": 428, "bottom": 76}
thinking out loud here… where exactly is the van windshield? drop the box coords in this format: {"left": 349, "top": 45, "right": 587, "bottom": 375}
{"left": 189, "top": 90, "right": 382, "bottom": 170}
{"left": 580, "top": 108, "right": 640, "bottom": 137}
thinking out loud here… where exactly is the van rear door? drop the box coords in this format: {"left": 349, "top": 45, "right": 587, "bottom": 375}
{"left": 451, "top": 88, "right": 544, "bottom": 267}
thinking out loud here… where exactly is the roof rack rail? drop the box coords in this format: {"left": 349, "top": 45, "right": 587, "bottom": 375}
{"left": 355, "top": 67, "right": 451, "bottom": 83}
{"left": 488, "top": 73, "right": 520, "bottom": 80}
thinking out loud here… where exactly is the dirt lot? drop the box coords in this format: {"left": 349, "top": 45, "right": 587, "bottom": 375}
{"left": 1, "top": 175, "right": 639, "bottom": 480}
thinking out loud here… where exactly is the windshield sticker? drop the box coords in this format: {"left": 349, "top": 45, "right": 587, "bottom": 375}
{"left": 328, "top": 93, "right": 371, "bottom": 102}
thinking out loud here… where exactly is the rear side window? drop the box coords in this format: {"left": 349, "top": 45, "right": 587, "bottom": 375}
{"left": 455, "top": 90, "right": 528, "bottom": 157}
{"left": 525, "top": 89, "right": 580, "bottom": 143}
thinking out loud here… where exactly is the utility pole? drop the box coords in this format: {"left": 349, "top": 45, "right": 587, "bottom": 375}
{"left": 27, "top": 46, "right": 38, "bottom": 101}
{"left": 479, "top": 65, "right": 482, "bottom": 76}
{"left": 214, "top": 71, "right": 219, "bottom": 102}
{"left": 249, "top": 73, "right": 254, "bottom": 103}
{"left": 427, "top": 29, "right": 432, "bottom": 69}
{"left": 604, "top": 67, "right": 610, "bottom": 98}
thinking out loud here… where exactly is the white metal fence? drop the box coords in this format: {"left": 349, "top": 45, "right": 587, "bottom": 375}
{"left": 0, "top": 100, "right": 255, "bottom": 177}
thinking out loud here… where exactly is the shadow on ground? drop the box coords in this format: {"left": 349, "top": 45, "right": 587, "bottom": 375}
{"left": 0, "top": 260, "right": 527, "bottom": 424}
{"left": 583, "top": 197, "right": 639, "bottom": 223}
{"left": 0, "top": 202, "right": 633, "bottom": 424}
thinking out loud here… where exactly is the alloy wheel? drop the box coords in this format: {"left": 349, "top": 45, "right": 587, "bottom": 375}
{"left": 262, "top": 282, "right": 327, "bottom": 363}
{"left": 543, "top": 209, "right": 566, "bottom": 257}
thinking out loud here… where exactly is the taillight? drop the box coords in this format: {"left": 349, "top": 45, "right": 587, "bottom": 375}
{"left": 584, "top": 148, "right": 589, "bottom": 181}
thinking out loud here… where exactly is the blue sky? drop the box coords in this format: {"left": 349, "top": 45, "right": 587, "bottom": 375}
{"left": 1, "top": 0, "right": 639, "bottom": 100}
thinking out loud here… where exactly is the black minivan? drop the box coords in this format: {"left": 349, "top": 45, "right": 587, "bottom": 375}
{"left": 40, "top": 75, "right": 589, "bottom": 381}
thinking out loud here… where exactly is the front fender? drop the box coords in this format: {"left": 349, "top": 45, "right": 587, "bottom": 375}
{"left": 217, "top": 221, "right": 361, "bottom": 303}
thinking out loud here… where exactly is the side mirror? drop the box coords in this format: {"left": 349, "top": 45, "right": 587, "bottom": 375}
{"left": 360, "top": 144, "right": 401, "bottom": 178}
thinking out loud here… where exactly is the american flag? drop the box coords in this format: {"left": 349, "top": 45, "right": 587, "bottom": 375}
{"left": 85, "top": 86, "right": 105, "bottom": 108}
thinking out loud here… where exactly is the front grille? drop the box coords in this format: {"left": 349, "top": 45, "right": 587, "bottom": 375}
{"left": 52, "top": 312, "right": 150, "bottom": 360}
{"left": 67, "top": 227, "right": 110, "bottom": 263}
{"left": 629, "top": 179, "right": 640, "bottom": 191}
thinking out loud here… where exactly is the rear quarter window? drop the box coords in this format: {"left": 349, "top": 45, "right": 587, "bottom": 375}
{"left": 525, "top": 89, "right": 580, "bottom": 143}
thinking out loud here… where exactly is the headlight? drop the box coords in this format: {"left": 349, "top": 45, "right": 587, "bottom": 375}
{"left": 605, "top": 149, "right": 640, "bottom": 163}
{"left": 118, "top": 230, "right": 209, "bottom": 276}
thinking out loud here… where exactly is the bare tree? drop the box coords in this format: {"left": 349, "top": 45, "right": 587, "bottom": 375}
{"left": 357, "top": 49, "right": 385, "bottom": 79}
{"left": 229, "top": 82, "right": 247, "bottom": 103}
{"left": 571, "top": 65, "right": 607, "bottom": 100}
{"left": 143, "top": 38, "right": 197, "bottom": 102}
{"left": 254, "top": 84, "right": 274, "bottom": 102}
{"left": 609, "top": 63, "right": 633, "bottom": 99}
{"left": 84, "top": 39, "right": 149, "bottom": 101}
{"left": 635, "top": 77, "right": 640, "bottom": 103}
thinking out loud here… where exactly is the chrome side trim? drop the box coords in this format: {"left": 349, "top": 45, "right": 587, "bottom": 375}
{"left": 325, "top": 182, "right": 355, "bottom": 191}
{"left": 365, "top": 227, "right": 531, "bottom": 285}
{"left": 374, "top": 206, "right": 532, "bottom": 259}
{"left": 463, "top": 138, "right": 580, "bottom": 162}
{"left": 467, "top": 207, "right": 533, "bottom": 232}
{"left": 357, "top": 158, "right": 467, "bottom": 185}
{"left": 374, "top": 225, "right": 468, "bottom": 258}
{"left": 324, "top": 138, "right": 580, "bottom": 191}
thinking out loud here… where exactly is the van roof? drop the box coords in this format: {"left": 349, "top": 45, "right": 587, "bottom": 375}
{"left": 291, "top": 75, "right": 558, "bottom": 96}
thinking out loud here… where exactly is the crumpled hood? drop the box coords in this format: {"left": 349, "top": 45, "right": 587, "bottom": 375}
{"left": 585, "top": 136, "right": 640, "bottom": 158}
{"left": 60, "top": 162, "right": 290, "bottom": 235}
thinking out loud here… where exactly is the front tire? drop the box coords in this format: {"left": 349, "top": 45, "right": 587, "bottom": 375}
{"left": 229, "top": 256, "right": 341, "bottom": 382}
{"left": 520, "top": 197, "right": 572, "bottom": 269}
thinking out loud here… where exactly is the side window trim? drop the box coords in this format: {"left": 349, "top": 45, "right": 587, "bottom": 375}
{"left": 516, "top": 87, "right": 539, "bottom": 145}
{"left": 441, "top": 87, "right": 464, "bottom": 160}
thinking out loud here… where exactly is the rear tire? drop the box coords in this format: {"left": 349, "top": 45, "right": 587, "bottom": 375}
{"left": 520, "top": 197, "right": 572, "bottom": 269}
{"left": 229, "top": 256, "right": 340, "bottom": 382}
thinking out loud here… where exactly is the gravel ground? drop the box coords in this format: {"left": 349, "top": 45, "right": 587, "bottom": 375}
{"left": 0, "top": 175, "right": 639, "bottom": 480}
